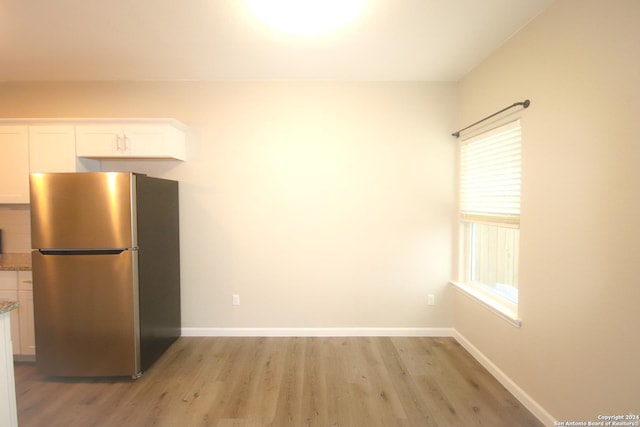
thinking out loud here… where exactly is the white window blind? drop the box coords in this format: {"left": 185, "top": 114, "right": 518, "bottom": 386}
{"left": 460, "top": 120, "right": 521, "bottom": 227}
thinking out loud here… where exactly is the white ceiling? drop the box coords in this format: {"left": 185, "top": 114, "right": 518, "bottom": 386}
{"left": 0, "top": 0, "right": 554, "bottom": 82}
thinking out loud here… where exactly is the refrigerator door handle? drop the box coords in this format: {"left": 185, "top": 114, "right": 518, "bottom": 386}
{"left": 38, "top": 249, "right": 127, "bottom": 256}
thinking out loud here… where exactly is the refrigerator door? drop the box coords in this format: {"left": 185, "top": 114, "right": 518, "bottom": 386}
{"left": 30, "top": 172, "right": 136, "bottom": 250}
{"left": 32, "top": 250, "right": 140, "bottom": 377}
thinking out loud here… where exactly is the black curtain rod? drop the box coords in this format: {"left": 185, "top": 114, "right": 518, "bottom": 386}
{"left": 452, "top": 99, "right": 530, "bottom": 138}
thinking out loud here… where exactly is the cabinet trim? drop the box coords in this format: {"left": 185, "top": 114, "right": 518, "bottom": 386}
{"left": 0, "top": 118, "right": 186, "bottom": 130}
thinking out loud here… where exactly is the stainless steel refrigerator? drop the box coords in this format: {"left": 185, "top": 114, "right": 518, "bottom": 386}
{"left": 30, "top": 172, "right": 181, "bottom": 378}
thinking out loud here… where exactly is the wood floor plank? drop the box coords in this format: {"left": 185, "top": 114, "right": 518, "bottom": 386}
{"left": 391, "top": 337, "right": 463, "bottom": 426}
{"left": 242, "top": 337, "right": 287, "bottom": 426}
{"left": 14, "top": 337, "right": 544, "bottom": 427}
{"left": 352, "top": 338, "right": 409, "bottom": 426}
{"left": 299, "top": 337, "right": 329, "bottom": 426}
{"left": 322, "top": 338, "right": 356, "bottom": 426}
{"left": 269, "top": 337, "right": 306, "bottom": 426}
{"left": 376, "top": 337, "right": 441, "bottom": 427}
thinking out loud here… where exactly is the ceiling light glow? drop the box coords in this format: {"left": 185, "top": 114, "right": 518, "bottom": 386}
{"left": 246, "top": 0, "right": 365, "bottom": 36}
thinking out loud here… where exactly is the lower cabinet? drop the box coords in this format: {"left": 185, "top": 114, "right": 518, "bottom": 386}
{"left": 0, "top": 271, "right": 35, "bottom": 358}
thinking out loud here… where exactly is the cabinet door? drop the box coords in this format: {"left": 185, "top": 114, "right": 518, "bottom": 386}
{"left": 75, "top": 125, "right": 123, "bottom": 158}
{"left": 29, "top": 125, "right": 78, "bottom": 173}
{"left": 122, "top": 125, "right": 169, "bottom": 158}
{"left": 18, "top": 290, "right": 35, "bottom": 356}
{"left": 0, "top": 272, "right": 16, "bottom": 291}
{"left": 18, "top": 271, "right": 32, "bottom": 292}
{"left": 0, "top": 272, "right": 20, "bottom": 354}
{"left": 0, "top": 126, "right": 30, "bottom": 203}
{"left": 125, "top": 125, "right": 185, "bottom": 160}
{"left": 17, "top": 272, "right": 34, "bottom": 355}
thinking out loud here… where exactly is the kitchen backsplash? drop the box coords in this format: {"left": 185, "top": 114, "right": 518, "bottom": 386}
{"left": 0, "top": 205, "right": 31, "bottom": 253}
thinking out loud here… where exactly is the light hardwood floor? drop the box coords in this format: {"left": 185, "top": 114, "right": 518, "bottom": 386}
{"left": 14, "top": 337, "right": 543, "bottom": 427}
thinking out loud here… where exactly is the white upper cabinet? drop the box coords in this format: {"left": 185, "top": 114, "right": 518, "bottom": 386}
{"left": 0, "top": 124, "right": 99, "bottom": 203}
{"left": 0, "top": 126, "right": 30, "bottom": 204}
{"left": 76, "top": 121, "right": 186, "bottom": 160}
{"left": 0, "top": 119, "right": 186, "bottom": 204}
{"left": 28, "top": 125, "right": 78, "bottom": 173}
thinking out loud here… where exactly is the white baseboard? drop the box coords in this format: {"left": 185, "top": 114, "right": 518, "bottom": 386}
{"left": 181, "top": 327, "right": 454, "bottom": 337}
{"left": 453, "top": 330, "right": 556, "bottom": 426}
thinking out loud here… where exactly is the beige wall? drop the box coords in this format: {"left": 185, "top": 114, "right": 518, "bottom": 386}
{"left": 455, "top": 0, "right": 640, "bottom": 421}
{"left": 0, "top": 81, "right": 456, "bottom": 330}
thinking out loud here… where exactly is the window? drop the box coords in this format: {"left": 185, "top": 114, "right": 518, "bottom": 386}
{"left": 457, "top": 120, "right": 521, "bottom": 320}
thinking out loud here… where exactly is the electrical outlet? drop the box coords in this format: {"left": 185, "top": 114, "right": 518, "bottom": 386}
{"left": 232, "top": 294, "right": 240, "bottom": 306}
{"left": 428, "top": 294, "right": 435, "bottom": 306}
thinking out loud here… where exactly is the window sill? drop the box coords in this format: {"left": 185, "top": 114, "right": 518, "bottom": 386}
{"left": 449, "top": 281, "right": 522, "bottom": 328}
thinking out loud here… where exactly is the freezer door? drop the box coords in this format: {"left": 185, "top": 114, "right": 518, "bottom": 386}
{"left": 32, "top": 250, "right": 140, "bottom": 377}
{"left": 30, "top": 172, "right": 136, "bottom": 249}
